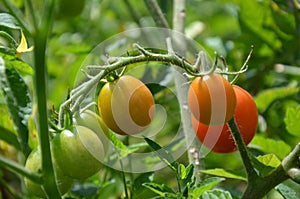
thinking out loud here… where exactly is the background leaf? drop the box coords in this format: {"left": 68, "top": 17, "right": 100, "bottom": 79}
{"left": 192, "top": 177, "right": 225, "bottom": 198}
{"left": 249, "top": 135, "right": 291, "bottom": 159}
{"left": 275, "top": 184, "right": 298, "bottom": 199}
{"left": 0, "top": 57, "right": 31, "bottom": 154}
{"left": 284, "top": 106, "right": 300, "bottom": 136}
{"left": 200, "top": 189, "right": 233, "bottom": 199}
{"left": 200, "top": 168, "right": 246, "bottom": 181}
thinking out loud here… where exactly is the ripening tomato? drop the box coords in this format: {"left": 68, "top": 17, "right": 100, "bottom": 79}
{"left": 52, "top": 126, "right": 104, "bottom": 180}
{"left": 192, "top": 85, "right": 258, "bottom": 153}
{"left": 24, "top": 149, "right": 73, "bottom": 197}
{"left": 98, "top": 75, "right": 155, "bottom": 135}
{"left": 188, "top": 73, "right": 237, "bottom": 126}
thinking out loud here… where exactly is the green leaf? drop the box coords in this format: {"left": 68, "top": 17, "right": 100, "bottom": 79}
{"left": 178, "top": 164, "right": 187, "bottom": 180}
{"left": 284, "top": 106, "right": 300, "bottom": 136}
{"left": 0, "top": 53, "right": 34, "bottom": 75}
{"left": 200, "top": 189, "right": 233, "bottom": 199}
{"left": 0, "top": 57, "right": 31, "bottom": 154}
{"left": 144, "top": 137, "right": 175, "bottom": 170}
{"left": 249, "top": 135, "right": 291, "bottom": 159}
{"left": 192, "top": 177, "right": 225, "bottom": 198}
{"left": 201, "top": 168, "right": 247, "bottom": 181}
{"left": 132, "top": 172, "right": 154, "bottom": 193}
{"left": 275, "top": 184, "right": 298, "bottom": 199}
{"left": 0, "top": 13, "right": 20, "bottom": 30}
{"left": 143, "top": 182, "right": 175, "bottom": 197}
{"left": 71, "top": 183, "right": 99, "bottom": 197}
{"left": 254, "top": 87, "right": 299, "bottom": 113}
{"left": 252, "top": 154, "right": 281, "bottom": 177}
{"left": 108, "top": 131, "right": 138, "bottom": 158}
{"left": 0, "top": 126, "right": 21, "bottom": 150}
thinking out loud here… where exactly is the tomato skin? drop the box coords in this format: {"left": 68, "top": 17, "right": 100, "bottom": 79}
{"left": 52, "top": 126, "right": 104, "bottom": 180}
{"left": 188, "top": 73, "right": 237, "bottom": 126}
{"left": 24, "top": 149, "right": 73, "bottom": 197}
{"left": 192, "top": 85, "right": 258, "bottom": 153}
{"left": 98, "top": 75, "right": 155, "bottom": 135}
{"left": 76, "top": 110, "right": 109, "bottom": 150}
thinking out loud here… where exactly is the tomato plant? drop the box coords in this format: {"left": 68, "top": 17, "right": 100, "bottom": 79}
{"left": 98, "top": 75, "right": 155, "bottom": 135}
{"left": 51, "top": 126, "right": 104, "bottom": 180}
{"left": 192, "top": 85, "right": 258, "bottom": 153}
{"left": 188, "top": 73, "right": 237, "bottom": 126}
{"left": 24, "top": 149, "right": 73, "bottom": 197}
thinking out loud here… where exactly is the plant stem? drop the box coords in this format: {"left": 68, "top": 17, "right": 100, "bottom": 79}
{"left": 241, "top": 165, "right": 288, "bottom": 199}
{"left": 172, "top": 0, "right": 203, "bottom": 183}
{"left": 144, "top": 0, "right": 169, "bottom": 28}
{"left": 227, "top": 118, "right": 258, "bottom": 181}
{"left": 0, "top": 155, "right": 41, "bottom": 183}
{"left": 32, "top": 0, "right": 61, "bottom": 198}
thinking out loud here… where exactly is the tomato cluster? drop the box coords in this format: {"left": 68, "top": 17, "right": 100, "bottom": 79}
{"left": 188, "top": 74, "right": 258, "bottom": 153}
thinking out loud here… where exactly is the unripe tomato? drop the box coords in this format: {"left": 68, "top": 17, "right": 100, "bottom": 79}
{"left": 76, "top": 110, "right": 109, "bottom": 151}
{"left": 24, "top": 149, "right": 73, "bottom": 197}
{"left": 52, "top": 126, "right": 104, "bottom": 180}
{"left": 57, "top": 0, "right": 86, "bottom": 19}
{"left": 98, "top": 75, "right": 155, "bottom": 135}
{"left": 188, "top": 73, "right": 236, "bottom": 126}
{"left": 192, "top": 85, "right": 258, "bottom": 153}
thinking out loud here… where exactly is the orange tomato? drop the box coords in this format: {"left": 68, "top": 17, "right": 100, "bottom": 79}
{"left": 188, "top": 73, "right": 236, "bottom": 126}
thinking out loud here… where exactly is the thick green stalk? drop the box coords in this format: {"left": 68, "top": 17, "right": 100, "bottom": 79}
{"left": 33, "top": 31, "right": 61, "bottom": 198}
{"left": 32, "top": 0, "right": 61, "bottom": 198}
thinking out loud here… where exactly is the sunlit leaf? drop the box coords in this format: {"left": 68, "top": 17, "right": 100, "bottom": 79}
{"left": 192, "top": 177, "right": 225, "bottom": 198}
{"left": 143, "top": 182, "right": 175, "bottom": 197}
{"left": 249, "top": 135, "right": 291, "bottom": 159}
{"left": 284, "top": 106, "right": 300, "bottom": 136}
{"left": 201, "top": 168, "right": 247, "bottom": 181}
{"left": 200, "top": 189, "right": 233, "bottom": 199}
{"left": 254, "top": 87, "right": 299, "bottom": 113}
{"left": 252, "top": 154, "right": 281, "bottom": 177}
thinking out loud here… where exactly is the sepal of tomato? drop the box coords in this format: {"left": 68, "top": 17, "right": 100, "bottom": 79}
{"left": 51, "top": 126, "right": 104, "bottom": 180}
{"left": 98, "top": 75, "right": 155, "bottom": 135}
{"left": 192, "top": 85, "right": 258, "bottom": 153}
{"left": 188, "top": 73, "right": 237, "bottom": 126}
{"left": 24, "top": 148, "right": 73, "bottom": 197}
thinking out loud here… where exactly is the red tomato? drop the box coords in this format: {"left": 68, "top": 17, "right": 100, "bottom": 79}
{"left": 192, "top": 85, "right": 258, "bottom": 153}
{"left": 188, "top": 73, "right": 236, "bottom": 126}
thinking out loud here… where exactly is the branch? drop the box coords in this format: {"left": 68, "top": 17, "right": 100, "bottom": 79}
{"left": 0, "top": 155, "right": 41, "bottom": 183}
{"left": 144, "top": 0, "right": 170, "bottom": 28}
{"left": 227, "top": 118, "right": 258, "bottom": 181}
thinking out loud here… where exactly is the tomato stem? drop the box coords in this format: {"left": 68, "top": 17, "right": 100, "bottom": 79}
{"left": 227, "top": 118, "right": 258, "bottom": 181}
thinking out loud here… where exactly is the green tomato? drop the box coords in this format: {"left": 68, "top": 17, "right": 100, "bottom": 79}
{"left": 57, "top": 0, "right": 86, "bottom": 19}
{"left": 24, "top": 149, "right": 73, "bottom": 198}
{"left": 51, "top": 126, "right": 104, "bottom": 180}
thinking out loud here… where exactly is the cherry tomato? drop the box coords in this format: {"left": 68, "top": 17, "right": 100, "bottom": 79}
{"left": 24, "top": 148, "right": 73, "bottom": 197}
{"left": 76, "top": 109, "right": 109, "bottom": 150}
{"left": 98, "top": 75, "right": 155, "bottom": 135}
{"left": 51, "top": 126, "right": 104, "bottom": 180}
{"left": 192, "top": 85, "right": 258, "bottom": 153}
{"left": 188, "top": 73, "right": 237, "bottom": 126}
